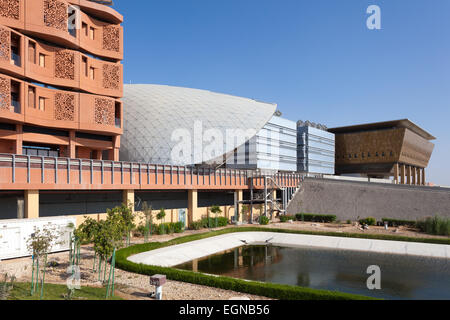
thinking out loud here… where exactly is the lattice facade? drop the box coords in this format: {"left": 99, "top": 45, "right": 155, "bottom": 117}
{"left": 102, "top": 64, "right": 120, "bottom": 90}
{"left": 44, "top": 0, "right": 67, "bottom": 31}
{"left": 0, "top": 27, "right": 10, "bottom": 62}
{"left": 94, "top": 97, "right": 114, "bottom": 125}
{"left": 54, "top": 92, "right": 75, "bottom": 121}
{"left": 0, "top": 0, "right": 20, "bottom": 20}
{"left": 102, "top": 25, "right": 120, "bottom": 52}
{"left": 0, "top": 76, "right": 10, "bottom": 110}
{"left": 54, "top": 50, "right": 75, "bottom": 80}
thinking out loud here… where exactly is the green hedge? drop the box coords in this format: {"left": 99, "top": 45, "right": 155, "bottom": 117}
{"left": 416, "top": 216, "right": 450, "bottom": 236}
{"left": 115, "top": 229, "right": 376, "bottom": 300}
{"left": 189, "top": 217, "right": 228, "bottom": 230}
{"left": 295, "top": 213, "right": 337, "bottom": 223}
{"left": 115, "top": 227, "right": 450, "bottom": 300}
{"left": 382, "top": 218, "right": 416, "bottom": 228}
{"left": 280, "top": 215, "right": 296, "bottom": 223}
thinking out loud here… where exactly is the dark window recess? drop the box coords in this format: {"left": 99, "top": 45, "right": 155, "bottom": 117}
{"left": 0, "top": 122, "right": 16, "bottom": 131}
{"left": 76, "top": 132, "right": 113, "bottom": 142}
{"left": 23, "top": 125, "right": 69, "bottom": 137}
{"left": 23, "top": 144, "right": 59, "bottom": 157}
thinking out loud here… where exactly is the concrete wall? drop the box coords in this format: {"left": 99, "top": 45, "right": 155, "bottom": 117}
{"left": 287, "top": 178, "right": 450, "bottom": 221}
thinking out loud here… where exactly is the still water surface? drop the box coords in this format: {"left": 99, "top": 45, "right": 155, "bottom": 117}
{"left": 175, "top": 245, "right": 450, "bottom": 300}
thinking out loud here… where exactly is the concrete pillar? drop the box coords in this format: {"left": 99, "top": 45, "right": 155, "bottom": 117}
{"left": 400, "top": 164, "right": 406, "bottom": 184}
{"left": 235, "top": 190, "right": 243, "bottom": 223}
{"left": 17, "top": 197, "right": 24, "bottom": 219}
{"left": 412, "top": 167, "right": 417, "bottom": 185}
{"left": 406, "top": 166, "right": 411, "bottom": 185}
{"left": 192, "top": 259, "right": 198, "bottom": 273}
{"left": 14, "top": 124, "right": 23, "bottom": 155}
{"left": 123, "top": 190, "right": 135, "bottom": 212}
{"left": 422, "top": 168, "right": 426, "bottom": 185}
{"left": 25, "top": 190, "right": 39, "bottom": 219}
{"left": 69, "top": 130, "right": 76, "bottom": 159}
{"left": 188, "top": 189, "right": 198, "bottom": 226}
{"left": 393, "top": 163, "right": 399, "bottom": 184}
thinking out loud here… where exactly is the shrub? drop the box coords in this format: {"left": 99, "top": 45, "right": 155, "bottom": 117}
{"left": 280, "top": 215, "right": 295, "bottom": 223}
{"left": 359, "top": 217, "right": 376, "bottom": 226}
{"left": 382, "top": 218, "right": 416, "bottom": 228}
{"left": 416, "top": 216, "right": 450, "bottom": 236}
{"left": 189, "top": 221, "right": 203, "bottom": 230}
{"left": 201, "top": 217, "right": 228, "bottom": 228}
{"left": 259, "top": 216, "right": 270, "bottom": 225}
{"left": 295, "top": 213, "right": 337, "bottom": 223}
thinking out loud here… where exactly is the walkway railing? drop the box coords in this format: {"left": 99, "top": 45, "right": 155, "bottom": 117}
{"left": 0, "top": 154, "right": 302, "bottom": 191}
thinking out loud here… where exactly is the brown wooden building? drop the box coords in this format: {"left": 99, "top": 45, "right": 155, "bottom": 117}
{"left": 328, "top": 119, "right": 435, "bottom": 185}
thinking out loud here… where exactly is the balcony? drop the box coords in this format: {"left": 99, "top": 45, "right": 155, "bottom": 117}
{"left": 0, "top": 0, "right": 123, "bottom": 61}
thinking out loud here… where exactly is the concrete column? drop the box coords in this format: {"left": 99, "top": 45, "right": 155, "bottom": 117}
{"left": 422, "top": 168, "right": 426, "bottom": 185}
{"left": 412, "top": 167, "right": 417, "bottom": 185}
{"left": 123, "top": 190, "right": 135, "bottom": 212}
{"left": 192, "top": 259, "right": 198, "bottom": 273}
{"left": 393, "top": 163, "right": 399, "bottom": 184}
{"left": 400, "top": 164, "right": 406, "bottom": 184}
{"left": 108, "top": 148, "right": 120, "bottom": 161}
{"left": 69, "top": 130, "right": 76, "bottom": 159}
{"left": 14, "top": 124, "right": 23, "bottom": 155}
{"left": 406, "top": 166, "right": 411, "bottom": 185}
{"left": 25, "top": 190, "right": 39, "bottom": 219}
{"left": 235, "top": 189, "right": 243, "bottom": 223}
{"left": 17, "top": 197, "right": 24, "bottom": 219}
{"left": 188, "top": 189, "right": 198, "bottom": 226}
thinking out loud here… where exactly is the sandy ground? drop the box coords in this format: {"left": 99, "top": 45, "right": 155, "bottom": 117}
{"left": 1, "top": 221, "right": 447, "bottom": 300}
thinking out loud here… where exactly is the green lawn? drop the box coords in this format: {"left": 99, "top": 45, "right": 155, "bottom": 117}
{"left": 8, "top": 282, "right": 123, "bottom": 300}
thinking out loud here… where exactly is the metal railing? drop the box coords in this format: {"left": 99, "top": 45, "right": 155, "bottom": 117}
{"left": 0, "top": 153, "right": 302, "bottom": 189}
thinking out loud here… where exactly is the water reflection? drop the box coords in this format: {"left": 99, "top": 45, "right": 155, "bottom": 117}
{"left": 175, "top": 245, "right": 450, "bottom": 300}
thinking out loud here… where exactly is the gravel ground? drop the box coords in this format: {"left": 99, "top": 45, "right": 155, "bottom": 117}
{"left": 0, "top": 227, "right": 270, "bottom": 301}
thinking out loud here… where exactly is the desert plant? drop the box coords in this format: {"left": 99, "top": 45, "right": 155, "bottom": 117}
{"left": 259, "top": 216, "right": 270, "bottom": 225}
{"left": 359, "top": 217, "right": 376, "bottom": 226}
{"left": 210, "top": 205, "right": 222, "bottom": 228}
{"left": 156, "top": 209, "right": 167, "bottom": 234}
{"left": 141, "top": 201, "right": 153, "bottom": 242}
{"left": 0, "top": 274, "right": 15, "bottom": 300}
{"left": 27, "top": 226, "right": 63, "bottom": 299}
{"left": 416, "top": 216, "right": 450, "bottom": 236}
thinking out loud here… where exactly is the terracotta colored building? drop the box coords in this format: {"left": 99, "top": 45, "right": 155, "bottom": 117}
{"left": 0, "top": 0, "right": 123, "bottom": 161}
{"left": 328, "top": 119, "right": 435, "bottom": 185}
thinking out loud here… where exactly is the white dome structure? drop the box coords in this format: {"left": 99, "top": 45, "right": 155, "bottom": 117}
{"left": 121, "top": 84, "right": 277, "bottom": 166}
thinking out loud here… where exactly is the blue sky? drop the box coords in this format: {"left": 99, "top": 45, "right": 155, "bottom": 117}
{"left": 113, "top": 0, "right": 450, "bottom": 185}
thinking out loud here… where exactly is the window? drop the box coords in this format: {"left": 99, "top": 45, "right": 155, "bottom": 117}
{"left": 114, "top": 102, "right": 121, "bottom": 128}
{"left": 10, "top": 34, "right": 21, "bottom": 67}
{"left": 28, "top": 41, "right": 36, "bottom": 64}
{"left": 82, "top": 57, "right": 88, "bottom": 77}
{"left": 39, "top": 53, "right": 45, "bottom": 67}
{"left": 375, "top": 152, "right": 379, "bottom": 157}
{"left": 28, "top": 87, "right": 36, "bottom": 109}
{"left": 382, "top": 152, "right": 385, "bottom": 157}
{"left": 39, "top": 97, "right": 45, "bottom": 111}
{"left": 82, "top": 23, "right": 88, "bottom": 37}
{"left": 367, "top": 152, "right": 371, "bottom": 158}
{"left": 89, "top": 27, "right": 95, "bottom": 40}
{"left": 89, "top": 67, "right": 95, "bottom": 80}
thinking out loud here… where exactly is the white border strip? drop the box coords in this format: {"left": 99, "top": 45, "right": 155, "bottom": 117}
{"left": 128, "top": 232, "right": 450, "bottom": 267}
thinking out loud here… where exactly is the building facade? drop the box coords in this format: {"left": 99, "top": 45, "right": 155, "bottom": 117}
{"left": 297, "top": 123, "right": 335, "bottom": 175}
{"left": 0, "top": 0, "right": 123, "bottom": 161}
{"left": 328, "top": 119, "right": 435, "bottom": 185}
{"left": 228, "top": 116, "right": 297, "bottom": 172}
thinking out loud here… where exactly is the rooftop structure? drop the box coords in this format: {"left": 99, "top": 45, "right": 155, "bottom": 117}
{"left": 120, "top": 84, "right": 277, "bottom": 166}
{"left": 328, "top": 119, "right": 435, "bottom": 185}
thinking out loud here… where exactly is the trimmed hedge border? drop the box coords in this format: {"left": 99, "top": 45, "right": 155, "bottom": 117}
{"left": 116, "top": 227, "right": 448, "bottom": 300}
{"left": 295, "top": 213, "right": 337, "bottom": 223}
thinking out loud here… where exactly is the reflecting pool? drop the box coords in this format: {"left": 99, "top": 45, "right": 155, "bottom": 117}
{"left": 175, "top": 245, "right": 450, "bottom": 300}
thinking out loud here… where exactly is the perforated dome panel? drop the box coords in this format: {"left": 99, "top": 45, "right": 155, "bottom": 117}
{"left": 121, "top": 84, "right": 277, "bottom": 165}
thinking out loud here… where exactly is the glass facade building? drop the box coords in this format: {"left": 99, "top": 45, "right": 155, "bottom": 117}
{"left": 297, "top": 125, "right": 335, "bottom": 175}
